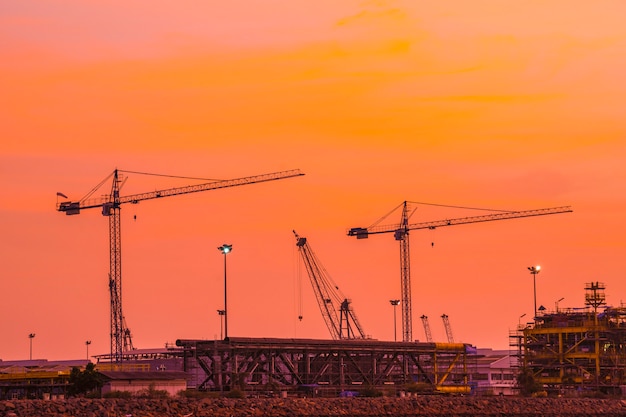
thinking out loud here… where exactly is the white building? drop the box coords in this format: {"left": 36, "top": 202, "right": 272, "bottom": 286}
{"left": 471, "top": 348, "right": 518, "bottom": 396}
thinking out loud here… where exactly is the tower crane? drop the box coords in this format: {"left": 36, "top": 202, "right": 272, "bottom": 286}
{"left": 57, "top": 168, "right": 304, "bottom": 362}
{"left": 348, "top": 201, "right": 572, "bottom": 342}
{"left": 293, "top": 230, "right": 366, "bottom": 340}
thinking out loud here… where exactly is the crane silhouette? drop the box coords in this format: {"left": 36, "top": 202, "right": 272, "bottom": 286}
{"left": 348, "top": 201, "right": 572, "bottom": 342}
{"left": 57, "top": 168, "right": 304, "bottom": 362}
{"left": 293, "top": 230, "right": 366, "bottom": 340}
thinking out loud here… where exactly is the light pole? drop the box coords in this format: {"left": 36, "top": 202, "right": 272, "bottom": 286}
{"left": 28, "top": 333, "right": 35, "bottom": 360}
{"left": 528, "top": 265, "right": 541, "bottom": 318}
{"left": 86, "top": 340, "right": 91, "bottom": 360}
{"left": 518, "top": 313, "right": 526, "bottom": 328}
{"left": 217, "top": 309, "right": 225, "bottom": 339}
{"left": 390, "top": 300, "right": 400, "bottom": 342}
{"left": 218, "top": 244, "right": 232, "bottom": 339}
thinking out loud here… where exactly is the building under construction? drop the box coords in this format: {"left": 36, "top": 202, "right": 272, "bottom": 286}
{"left": 510, "top": 282, "right": 626, "bottom": 394}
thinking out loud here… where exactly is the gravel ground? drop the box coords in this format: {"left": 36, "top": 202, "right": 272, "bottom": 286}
{"left": 2, "top": 396, "right": 626, "bottom": 417}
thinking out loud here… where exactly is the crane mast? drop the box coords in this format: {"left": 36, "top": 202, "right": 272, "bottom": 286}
{"left": 107, "top": 170, "right": 123, "bottom": 361}
{"left": 58, "top": 168, "right": 304, "bottom": 362}
{"left": 348, "top": 202, "right": 572, "bottom": 342}
{"left": 397, "top": 203, "right": 412, "bottom": 342}
{"left": 293, "top": 230, "right": 366, "bottom": 340}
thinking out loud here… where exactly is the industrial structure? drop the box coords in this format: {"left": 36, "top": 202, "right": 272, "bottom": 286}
{"left": 43, "top": 188, "right": 580, "bottom": 397}
{"left": 348, "top": 202, "right": 573, "bottom": 342}
{"left": 293, "top": 231, "right": 367, "bottom": 340}
{"left": 56, "top": 169, "right": 304, "bottom": 362}
{"left": 510, "top": 282, "right": 626, "bottom": 394}
{"left": 173, "top": 337, "right": 473, "bottom": 395}
{"left": 0, "top": 359, "right": 89, "bottom": 400}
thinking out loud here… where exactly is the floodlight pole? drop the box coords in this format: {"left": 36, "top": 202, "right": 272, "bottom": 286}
{"left": 390, "top": 300, "right": 400, "bottom": 342}
{"left": 218, "top": 244, "right": 232, "bottom": 339}
{"left": 28, "top": 333, "right": 35, "bottom": 360}
{"left": 528, "top": 265, "right": 541, "bottom": 318}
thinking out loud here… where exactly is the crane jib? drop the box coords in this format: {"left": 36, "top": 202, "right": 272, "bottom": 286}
{"left": 346, "top": 203, "right": 572, "bottom": 342}
{"left": 56, "top": 169, "right": 304, "bottom": 215}
{"left": 56, "top": 167, "right": 304, "bottom": 363}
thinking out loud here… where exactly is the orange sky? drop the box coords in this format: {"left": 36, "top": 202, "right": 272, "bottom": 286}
{"left": 1, "top": 0, "right": 626, "bottom": 361}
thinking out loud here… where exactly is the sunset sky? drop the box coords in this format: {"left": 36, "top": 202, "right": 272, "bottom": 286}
{"left": 1, "top": 1, "right": 625, "bottom": 361}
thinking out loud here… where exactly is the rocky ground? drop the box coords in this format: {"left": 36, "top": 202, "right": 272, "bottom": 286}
{"left": 2, "top": 397, "right": 626, "bottom": 417}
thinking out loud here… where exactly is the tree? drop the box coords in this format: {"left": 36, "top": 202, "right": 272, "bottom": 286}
{"left": 68, "top": 363, "right": 103, "bottom": 397}
{"left": 516, "top": 368, "right": 543, "bottom": 397}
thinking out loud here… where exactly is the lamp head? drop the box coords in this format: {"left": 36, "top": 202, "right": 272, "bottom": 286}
{"left": 218, "top": 244, "right": 233, "bottom": 254}
{"left": 390, "top": 299, "right": 400, "bottom": 306}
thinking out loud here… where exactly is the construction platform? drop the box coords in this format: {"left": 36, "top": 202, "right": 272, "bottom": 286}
{"left": 510, "top": 282, "right": 626, "bottom": 394}
{"left": 115, "top": 337, "right": 474, "bottom": 395}
{"left": 95, "top": 337, "right": 475, "bottom": 395}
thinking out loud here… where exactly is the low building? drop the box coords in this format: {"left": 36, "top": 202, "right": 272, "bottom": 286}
{"left": 0, "top": 359, "right": 89, "bottom": 400}
{"left": 470, "top": 349, "right": 518, "bottom": 395}
{"left": 98, "top": 371, "right": 188, "bottom": 396}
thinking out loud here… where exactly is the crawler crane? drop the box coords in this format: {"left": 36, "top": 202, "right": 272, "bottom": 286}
{"left": 420, "top": 315, "right": 433, "bottom": 343}
{"left": 293, "top": 230, "right": 366, "bottom": 340}
{"left": 441, "top": 314, "right": 454, "bottom": 343}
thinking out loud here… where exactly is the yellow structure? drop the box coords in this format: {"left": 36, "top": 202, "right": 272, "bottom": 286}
{"left": 0, "top": 359, "right": 89, "bottom": 399}
{"left": 510, "top": 282, "right": 626, "bottom": 394}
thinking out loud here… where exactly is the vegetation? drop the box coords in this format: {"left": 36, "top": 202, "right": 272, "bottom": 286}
{"left": 178, "top": 389, "right": 221, "bottom": 399}
{"left": 138, "top": 383, "right": 169, "bottom": 399}
{"left": 103, "top": 390, "right": 133, "bottom": 399}
{"left": 516, "top": 368, "right": 543, "bottom": 397}
{"left": 67, "top": 363, "right": 104, "bottom": 397}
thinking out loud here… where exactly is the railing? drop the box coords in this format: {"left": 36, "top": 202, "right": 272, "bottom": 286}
{"left": 95, "top": 363, "right": 150, "bottom": 372}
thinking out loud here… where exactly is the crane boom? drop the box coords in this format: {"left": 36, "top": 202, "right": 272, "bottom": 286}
{"left": 441, "top": 314, "right": 454, "bottom": 343}
{"left": 420, "top": 315, "right": 433, "bottom": 342}
{"left": 348, "top": 202, "right": 572, "bottom": 342}
{"left": 57, "top": 168, "right": 304, "bottom": 362}
{"left": 58, "top": 169, "right": 304, "bottom": 214}
{"left": 348, "top": 206, "right": 573, "bottom": 238}
{"left": 293, "top": 230, "right": 366, "bottom": 340}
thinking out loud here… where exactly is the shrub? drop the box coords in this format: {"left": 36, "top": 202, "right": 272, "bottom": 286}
{"left": 137, "top": 383, "right": 169, "bottom": 399}
{"left": 178, "top": 389, "right": 221, "bottom": 399}
{"left": 103, "top": 391, "right": 133, "bottom": 399}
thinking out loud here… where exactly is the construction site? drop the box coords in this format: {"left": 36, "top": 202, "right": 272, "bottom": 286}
{"left": 5, "top": 168, "right": 613, "bottom": 399}
{"left": 510, "top": 282, "right": 626, "bottom": 395}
